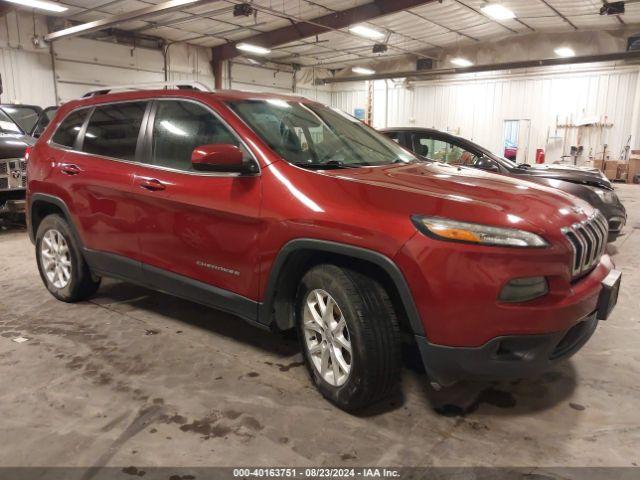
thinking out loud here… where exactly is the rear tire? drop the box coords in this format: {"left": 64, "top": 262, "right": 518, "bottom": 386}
{"left": 36, "top": 214, "right": 100, "bottom": 302}
{"left": 296, "top": 264, "right": 401, "bottom": 412}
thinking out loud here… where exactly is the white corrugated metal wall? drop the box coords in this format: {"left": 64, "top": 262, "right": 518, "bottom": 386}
{"left": 0, "top": 10, "right": 56, "bottom": 106}
{"left": 0, "top": 46, "right": 56, "bottom": 106}
{"left": 362, "top": 64, "right": 640, "bottom": 163}
{"left": 297, "top": 86, "right": 331, "bottom": 104}
{"left": 331, "top": 82, "right": 368, "bottom": 118}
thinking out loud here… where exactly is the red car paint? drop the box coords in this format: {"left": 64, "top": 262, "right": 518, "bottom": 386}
{"left": 27, "top": 89, "right": 614, "bottom": 352}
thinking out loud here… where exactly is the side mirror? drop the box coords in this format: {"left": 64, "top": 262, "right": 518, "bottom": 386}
{"left": 191, "top": 144, "right": 248, "bottom": 173}
{"left": 475, "top": 156, "right": 499, "bottom": 172}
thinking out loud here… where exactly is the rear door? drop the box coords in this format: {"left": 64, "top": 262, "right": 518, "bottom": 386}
{"left": 131, "top": 98, "right": 262, "bottom": 302}
{"left": 52, "top": 101, "right": 149, "bottom": 266}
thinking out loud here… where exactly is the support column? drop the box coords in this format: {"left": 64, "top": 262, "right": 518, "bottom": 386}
{"left": 212, "top": 53, "right": 223, "bottom": 90}
{"left": 629, "top": 67, "right": 640, "bottom": 150}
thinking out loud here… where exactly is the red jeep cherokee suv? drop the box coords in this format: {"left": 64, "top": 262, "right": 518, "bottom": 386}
{"left": 26, "top": 85, "right": 621, "bottom": 411}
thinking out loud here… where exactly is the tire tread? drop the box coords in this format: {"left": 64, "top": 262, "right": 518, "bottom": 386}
{"left": 36, "top": 214, "right": 100, "bottom": 302}
{"left": 298, "top": 264, "right": 401, "bottom": 411}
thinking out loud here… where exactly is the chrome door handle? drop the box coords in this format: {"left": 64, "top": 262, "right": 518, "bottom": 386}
{"left": 60, "top": 164, "right": 81, "bottom": 175}
{"left": 139, "top": 178, "right": 166, "bottom": 191}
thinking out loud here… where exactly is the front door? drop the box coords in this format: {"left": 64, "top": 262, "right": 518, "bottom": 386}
{"left": 132, "top": 99, "right": 262, "bottom": 302}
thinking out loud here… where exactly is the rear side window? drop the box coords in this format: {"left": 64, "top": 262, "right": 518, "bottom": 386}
{"left": 150, "top": 100, "right": 239, "bottom": 171}
{"left": 51, "top": 110, "right": 88, "bottom": 148}
{"left": 83, "top": 102, "right": 147, "bottom": 161}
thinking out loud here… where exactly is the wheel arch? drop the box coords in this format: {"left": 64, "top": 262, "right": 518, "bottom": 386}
{"left": 259, "top": 239, "right": 425, "bottom": 338}
{"left": 29, "top": 193, "right": 83, "bottom": 249}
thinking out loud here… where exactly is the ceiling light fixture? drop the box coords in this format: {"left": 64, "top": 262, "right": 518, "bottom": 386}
{"left": 352, "top": 66, "right": 376, "bottom": 75}
{"left": 554, "top": 46, "right": 575, "bottom": 58}
{"left": 451, "top": 57, "right": 474, "bottom": 67}
{"left": 349, "top": 24, "right": 385, "bottom": 40}
{"left": 481, "top": 4, "right": 516, "bottom": 20}
{"left": 3, "top": 0, "right": 68, "bottom": 12}
{"left": 267, "top": 99, "right": 291, "bottom": 109}
{"left": 236, "top": 43, "right": 271, "bottom": 55}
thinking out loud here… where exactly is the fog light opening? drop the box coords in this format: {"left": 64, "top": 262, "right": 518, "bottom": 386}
{"left": 499, "top": 276, "right": 548, "bottom": 303}
{"left": 608, "top": 216, "right": 625, "bottom": 232}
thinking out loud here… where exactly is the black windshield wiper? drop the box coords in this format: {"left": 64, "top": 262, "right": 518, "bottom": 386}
{"left": 294, "top": 160, "right": 361, "bottom": 170}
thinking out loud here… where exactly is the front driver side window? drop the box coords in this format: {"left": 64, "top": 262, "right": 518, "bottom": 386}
{"left": 413, "top": 134, "right": 433, "bottom": 158}
{"left": 386, "top": 131, "right": 400, "bottom": 143}
{"left": 428, "top": 138, "right": 478, "bottom": 166}
{"left": 150, "top": 100, "right": 242, "bottom": 172}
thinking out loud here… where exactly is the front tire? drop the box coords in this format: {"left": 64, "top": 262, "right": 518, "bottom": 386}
{"left": 36, "top": 214, "right": 100, "bottom": 302}
{"left": 297, "top": 264, "right": 401, "bottom": 412}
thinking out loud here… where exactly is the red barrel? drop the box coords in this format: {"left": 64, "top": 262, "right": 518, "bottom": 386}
{"left": 535, "top": 149, "right": 545, "bottom": 164}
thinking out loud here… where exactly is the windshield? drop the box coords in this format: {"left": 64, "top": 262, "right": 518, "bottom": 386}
{"left": 0, "top": 109, "right": 23, "bottom": 134}
{"left": 227, "top": 99, "right": 416, "bottom": 167}
{"left": 1, "top": 105, "right": 40, "bottom": 132}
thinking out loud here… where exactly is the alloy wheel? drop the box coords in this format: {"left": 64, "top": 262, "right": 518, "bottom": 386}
{"left": 303, "top": 289, "right": 352, "bottom": 386}
{"left": 41, "top": 229, "right": 72, "bottom": 289}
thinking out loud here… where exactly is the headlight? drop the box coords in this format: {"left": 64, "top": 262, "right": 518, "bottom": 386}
{"left": 411, "top": 216, "right": 548, "bottom": 248}
{"left": 591, "top": 187, "right": 618, "bottom": 204}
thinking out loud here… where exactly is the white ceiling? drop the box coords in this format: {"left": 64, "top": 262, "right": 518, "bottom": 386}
{"left": 51, "top": 0, "right": 640, "bottom": 68}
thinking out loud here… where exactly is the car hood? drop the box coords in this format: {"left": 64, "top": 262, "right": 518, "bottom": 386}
{"left": 523, "top": 175, "right": 625, "bottom": 216}
{"left": 322, "top": 161, "right": 594, "bottom": 233}
{"left": 0, "top": 134, "right": 34, "bottom": 159}
{"left": 517, "top": 163, "right": 611, "bottom": 189}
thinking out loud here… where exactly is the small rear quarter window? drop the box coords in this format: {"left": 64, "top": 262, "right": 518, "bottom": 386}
{"left": 51, "top": 110, "right": 88, "bottom": 148}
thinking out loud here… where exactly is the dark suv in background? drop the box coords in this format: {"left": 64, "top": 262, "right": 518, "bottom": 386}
{"left": 382, "top": 127, "right": 627, "bottom": 242}
{"left": 0, "top": 107, "right": 33, "bottom": 217}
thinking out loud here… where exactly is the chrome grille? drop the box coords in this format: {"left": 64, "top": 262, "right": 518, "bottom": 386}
{"left": 562, "top": 212, "right": 608, "bottom": 278}
{"left": 21, "top": 160, "right": 27, "bottom": 187}
{"left": 0, "top": 161, "right": 7, "bottom": 175}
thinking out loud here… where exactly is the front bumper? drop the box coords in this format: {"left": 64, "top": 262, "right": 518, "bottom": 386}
{"left": 416, "top": 269, "right": 621, "bottom": 386}
{"left": 415, "top": 312, "right": 599, "bottom": 386}
{"left": 396, "top": 229, "right": 615, "bottom": 347}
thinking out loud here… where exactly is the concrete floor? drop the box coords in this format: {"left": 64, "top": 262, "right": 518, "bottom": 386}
{"left": 0, "top": 185, "right": 638, "bottom": 469}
